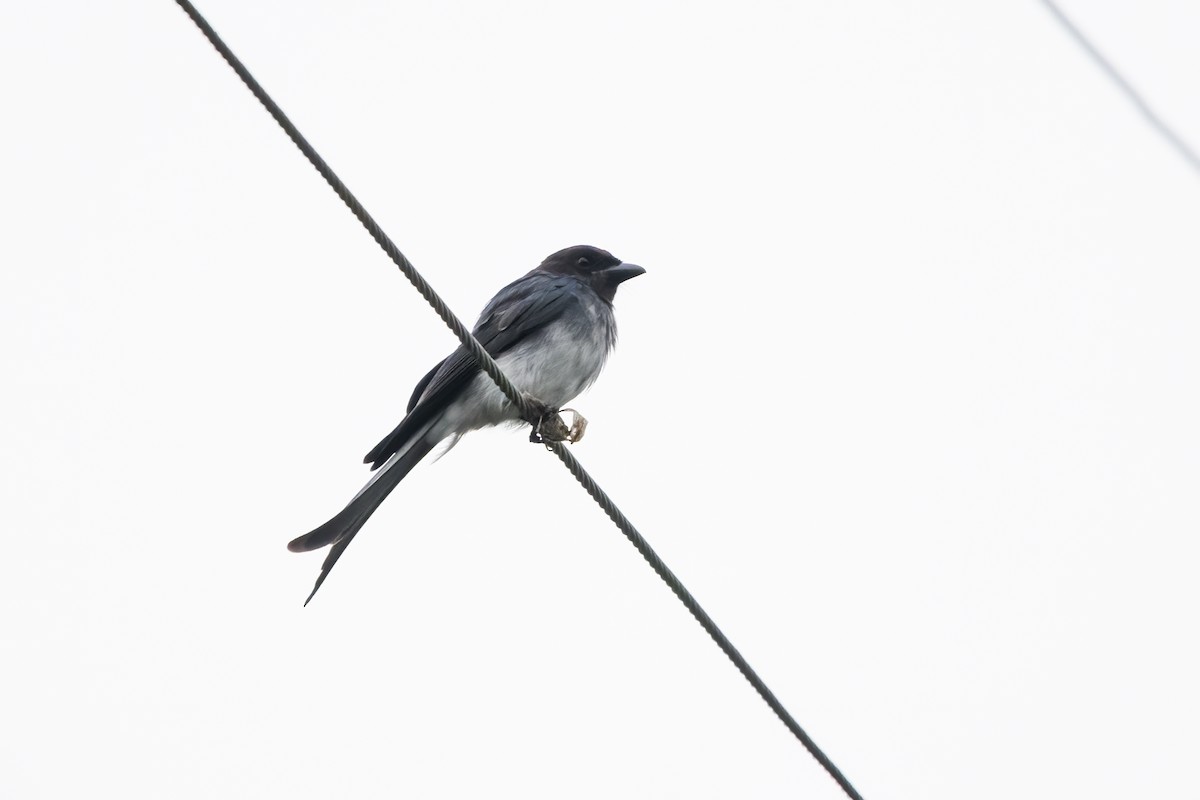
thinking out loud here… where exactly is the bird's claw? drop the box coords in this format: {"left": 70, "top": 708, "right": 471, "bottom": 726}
{"left": 559, "top": 408, "right": 587, "bottom": 443}
{"left": 524, "top": 393, "right": 553, "bottom": 444}
{"left": 524, "top": 395, "right": 588, "bottom": 447}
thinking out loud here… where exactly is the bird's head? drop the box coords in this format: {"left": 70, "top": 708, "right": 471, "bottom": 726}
{"left": 540, "top": 245, "right": 646, "bottom": 303}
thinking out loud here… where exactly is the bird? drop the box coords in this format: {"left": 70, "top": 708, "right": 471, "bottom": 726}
{"left": 288, "top": 245, "right": 646, "bottom": 604}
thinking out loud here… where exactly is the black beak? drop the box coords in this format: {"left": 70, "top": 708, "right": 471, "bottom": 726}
{"left": 603, "top": 262, "right": 647, "bottom": 284}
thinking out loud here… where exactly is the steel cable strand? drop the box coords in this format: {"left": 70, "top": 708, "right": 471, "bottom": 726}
{"left": 550, "top": 443, "right": 864, "bottom": 800}
{"left": 173, "top": 3, "right": 865, "bottom": 797}
{"left": 173, "top": 0, "right": 535, "bottom": 422}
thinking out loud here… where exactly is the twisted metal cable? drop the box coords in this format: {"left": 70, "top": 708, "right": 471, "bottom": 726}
{"left": 173, "top": 2, "right": 864, "bottom": 797}
{"left": 173, "top": 0, "right": 535, "bottom": 422}
{"left": 550, "top": 443, "right": 864, "bottom": 800}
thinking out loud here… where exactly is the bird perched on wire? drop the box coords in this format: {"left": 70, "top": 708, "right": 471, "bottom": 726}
{"left": 288, "top": 245, "right": 646, "bottom": 604}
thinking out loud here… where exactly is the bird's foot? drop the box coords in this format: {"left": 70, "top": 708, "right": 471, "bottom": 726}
{"left": 559, "top": 408, "right": 588, "bottom": 443}
{"left": 524, "top": 394, "right": 587, "bottom": 446}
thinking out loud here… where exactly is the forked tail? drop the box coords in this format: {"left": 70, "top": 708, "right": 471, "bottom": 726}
{"left": 289, "top": 434, "right": 437, "bottom": 605}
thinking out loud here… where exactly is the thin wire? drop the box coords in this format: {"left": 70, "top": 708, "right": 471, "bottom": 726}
{"left": 550, "top": 443, "right": 864, "bottom": 799}
{"left": 1040, "top": 0, "right": 1200, "bottom": 176}
{"left": 172, "top": 0, "right": 535, "bottom": 422}
{"left": 173, "top": 2, "right": 864, "bottom": 797}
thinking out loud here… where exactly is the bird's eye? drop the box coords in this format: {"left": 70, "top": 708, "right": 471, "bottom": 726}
{"left": 576, "top": 256, "right": 590, "bottom": 268}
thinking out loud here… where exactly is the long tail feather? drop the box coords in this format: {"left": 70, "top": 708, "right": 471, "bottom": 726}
{"left": 289, "top": 434, "right": 437, "bottom": 604}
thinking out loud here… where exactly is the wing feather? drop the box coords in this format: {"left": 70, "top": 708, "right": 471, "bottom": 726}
{"left": 362, "top": 273, "right": 580, "bottom": 470}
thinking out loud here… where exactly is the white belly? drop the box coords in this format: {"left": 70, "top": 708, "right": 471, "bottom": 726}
{"left": 432, "top": 306, "right": 614, "bottom": 438}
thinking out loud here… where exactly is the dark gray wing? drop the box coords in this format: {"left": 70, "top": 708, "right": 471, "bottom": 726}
{"left": 406, "top": 359, "right": 446, "bottom": 414}
{"left": 362, "top": 272, "right": 581, "bottom": 469}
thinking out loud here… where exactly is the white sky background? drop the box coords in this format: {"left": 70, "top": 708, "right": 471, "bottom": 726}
{"left": 3, "top": 1, "right": 1199, "bottom": 797}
